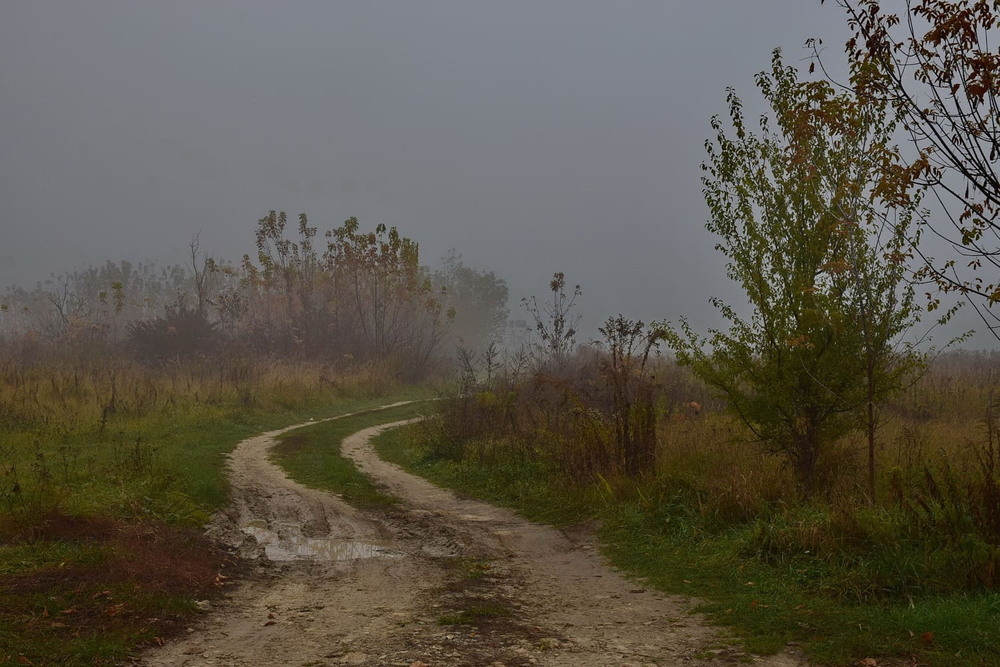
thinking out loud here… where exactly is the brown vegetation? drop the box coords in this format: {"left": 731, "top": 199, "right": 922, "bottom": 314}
{"left": 0, "top": 212, "right": 508, "bottom": 381}
{"left": 438, "top": 346, "right": 1000, "bottom": 596}
{"left": 0, "top": 330, "right": 415, "bottom": 663}
{"left": 1, "top": 513, "right": 235, "bottom": 664}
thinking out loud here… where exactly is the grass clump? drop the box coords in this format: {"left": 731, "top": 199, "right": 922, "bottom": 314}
{"left": 375, "top": 421, "right": 599, "bottom": 527}
{"left": 270, "top": 400, "right": 438, "bottom": 507}
{"left": 0, "top": 515, "right": 234, "bottom": 665}
{"left": 436, "top": 603, "right": 510, "bottom": 626}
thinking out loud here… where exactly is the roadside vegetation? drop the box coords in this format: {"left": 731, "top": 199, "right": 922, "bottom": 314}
{"left": 0, "top": 214, "right": 504, "bottom": 663}
{"left": 271, "top": 400, "right": 439, "bottom": 508}
{"left": 4, "top": 2, "right": 1000, "bottom": 665}
{"left": 376, "top": 350, "right": 1000, "bottom": 666}
{"left": 369, "top": 8, "right": 1000, "bottom": 662}
{"left": 0, "top": 352, "right": 425, "bottom": 664}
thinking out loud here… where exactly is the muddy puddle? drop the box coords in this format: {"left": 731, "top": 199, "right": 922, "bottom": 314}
{"left": 240, "top": 519, "right": 399, "bottom": 562}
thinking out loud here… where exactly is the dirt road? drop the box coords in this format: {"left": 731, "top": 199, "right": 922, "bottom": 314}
{"left": 138, "top": 408, "right": 805, "bottom": 666}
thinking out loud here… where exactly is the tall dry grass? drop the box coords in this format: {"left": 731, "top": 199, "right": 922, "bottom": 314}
{"left": 432, "top": 349, "right": 1000, "bottom": 597}
{"left": 0, "top": 344, "right": 407, "bottom": 535}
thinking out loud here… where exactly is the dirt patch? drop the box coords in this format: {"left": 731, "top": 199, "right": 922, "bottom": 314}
{"left": 4, "top": 520, "right": 231, "bottom": 595}
{"left": 137, "top": 409, "right": 809, "bottom": 666}
{"left": 1, "top": 515, "right": 237, "bottom": 663}
{"left": 1, "top": 511, "right": 118, "bottom": 544}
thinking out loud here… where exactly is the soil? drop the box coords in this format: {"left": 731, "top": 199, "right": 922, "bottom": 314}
{"left": 1, "top": 516, "right": 234, "bottom": 662}
{"left": 136, "top": 407, "right": 808, "bottom": 666}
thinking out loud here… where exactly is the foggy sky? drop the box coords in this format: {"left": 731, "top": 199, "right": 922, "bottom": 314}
{"left": 1, "top": 2, "right": 980, "bottom": 344}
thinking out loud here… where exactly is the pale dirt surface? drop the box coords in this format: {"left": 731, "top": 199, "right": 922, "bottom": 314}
{"left": 136, "top": 407, "right": 808, "bottom": 667}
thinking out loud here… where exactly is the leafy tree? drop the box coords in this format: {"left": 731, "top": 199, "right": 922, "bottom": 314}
{"left": 0, "top": 261, "right": 190, "bottom": 344}
{"left": 324, "top": 217, "right": 451, "bottom": 377}
{"left": 435, "top": 251, "right": 509, "bottom": 356}
{"left": 669, "top": 50, "right": 927, "bottom": 494}
{"left": 188, "top": 232, "right": 219, "bottom": 319}
{"left": 240, "top": 211, "right": 325, "bottom": 348}
{"left": 824, "top": 0, "right": 1000, "bottom": 336}
{"left": 843, "top": 179, "right": 939, "bottom": 500}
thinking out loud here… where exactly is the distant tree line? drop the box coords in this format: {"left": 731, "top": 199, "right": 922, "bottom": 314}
{"left": 0, "top": 213, "right": 508, "bottom": 379}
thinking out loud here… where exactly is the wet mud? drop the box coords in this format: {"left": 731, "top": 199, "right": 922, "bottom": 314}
{"left": 137, "top": 407, "right": 807, "bottom": 666}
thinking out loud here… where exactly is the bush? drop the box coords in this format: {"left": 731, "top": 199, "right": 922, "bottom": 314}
{"left": 127, "top": 301, "right": 218, "bottom": 362}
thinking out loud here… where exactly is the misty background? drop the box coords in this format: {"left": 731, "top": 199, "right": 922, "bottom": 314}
{"left": 0, "top": 1, "right": 983, "bottom": 346}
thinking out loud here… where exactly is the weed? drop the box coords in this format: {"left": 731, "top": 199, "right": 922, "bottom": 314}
{"left": 436, "top": 603, "right": 510, "bottom": 626}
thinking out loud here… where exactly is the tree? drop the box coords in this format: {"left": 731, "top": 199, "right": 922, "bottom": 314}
{"left": 324, "top": 217, "right": 451, "bottom": 377}
{"left": 189, "top": 232, "right": 219, "bottom": 319}
{"left": 597, "top": 316, "right": 665, "bottom": 478}
{"left": 843, "top": 178, "right": 933, "bottom": 500}
{"left": 825, "top": 0, "right": 1000, "bottom": 336}
{"left": 239, "top": 211, "right": 335, "bottom": 354}
{"left": 435, "top": 251, "right": 509, "bottom": 356}
{"left": 127, "top": 297, "right": 218, "bottom": 362}
{"left": 668, "top": 50, "right": 926, "bottom": 494}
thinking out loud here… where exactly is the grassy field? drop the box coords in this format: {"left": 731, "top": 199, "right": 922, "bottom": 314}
{"left": 0, "top": 354, "right": 430, "bottom": 665}
{"left": 373, "top": 376, "right": 1000, "bottom": 667}
{"left": 270, "top": 399, "right": 440, "bottom": 508}
{"left": 5, "top": 347, "right": 999, "bottom": 665}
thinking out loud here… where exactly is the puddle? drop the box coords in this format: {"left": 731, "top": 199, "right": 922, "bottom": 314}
{"left": 240, "top": 520, "right": 399, "bottom": 562}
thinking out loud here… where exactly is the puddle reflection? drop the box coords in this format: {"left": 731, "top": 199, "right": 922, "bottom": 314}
{"left": 240, "top": 519, "right": 398, "bottom": 561}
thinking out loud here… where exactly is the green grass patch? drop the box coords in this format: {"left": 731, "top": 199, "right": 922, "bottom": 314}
{"left": 270, "top": 400, "right": 439, "bottom": 508}
{"left": 1, "top": 373, "right": 435, "bottom": 666}
{"left": 450, "top": 557, "right": 493, "bottom": 582}
{"left": 0, "top": 519, "right": 231, "bottom": 666}
{"left": 1, "top": 387, "right": 434, "bottom": 535}
{"left": 373, "top": 424, "right": 599, "bottom": 526}
{"left": 0, "top": 540, "right": 113, "bottom": 577}
{"left": 436, "top": 603, "right": 510, "bottom": 626}
{"left": 374, "top": 420, "right": 1000, "bottom": 666}
{"left": 599, "top": 502, "right": 1000, "bottom": 665}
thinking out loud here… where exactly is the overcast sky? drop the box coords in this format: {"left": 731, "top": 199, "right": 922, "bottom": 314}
{"left": 0, "top": 1, "right": 983, "bottom": 344}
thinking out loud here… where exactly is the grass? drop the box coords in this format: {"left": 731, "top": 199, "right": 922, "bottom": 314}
{"left": 600, "top": 502, "right": 1000, "bottom": 665}
{"left": 270, "top": 400, "right": 440, "bottom": 507}
{"left": 436, "top": 603, "right": 510, "bottom": 626}
{"left": 373, "top": 418, "right": 1000, "bottom": 666}
{"left": 0, "top": 355, "right": 436, "bottom": 665}
{"left": 0, "top": 358, "right": 432, "bottom": 528}
{"left": 374, "top": 425, "right": 599, "bottom": 527}
{"left": 0, "top": 518, "right": 230, "bottom": 665}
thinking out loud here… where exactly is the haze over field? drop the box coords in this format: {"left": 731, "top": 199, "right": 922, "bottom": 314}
{"left": 6, "top": 3, "right": 1000, "bottom": 664}
{"left": 0, "top": 1, "right": 982, "bottom": 342}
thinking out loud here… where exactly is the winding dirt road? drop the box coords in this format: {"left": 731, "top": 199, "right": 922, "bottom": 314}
{"left": 138, "top": 407, "right": 806, "bottom": 666}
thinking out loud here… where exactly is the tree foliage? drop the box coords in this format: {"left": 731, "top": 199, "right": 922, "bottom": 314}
{"left": 826, "top": 0, "right": 1000, "bottom": 335}
{"left": 434, "top": 251, "right": 510, "bottom": 356}
{"left": 237, "top": 213, "right": 453, "bottom": 376}
{"left": 669, "top": 50, "right": 926, "bottom": 493}
{"left": 0, "top": 211, "right": 504, "bottom": 378}
{"left": 325, "top": 217, "right": 451, "bottom": 378}
{"left": 127, "top": 298, "right": 218, "bottom": 362}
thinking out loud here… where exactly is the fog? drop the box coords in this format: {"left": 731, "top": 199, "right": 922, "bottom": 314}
{"left": 0, "top": 1, "right": 984, "bottom": 345}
